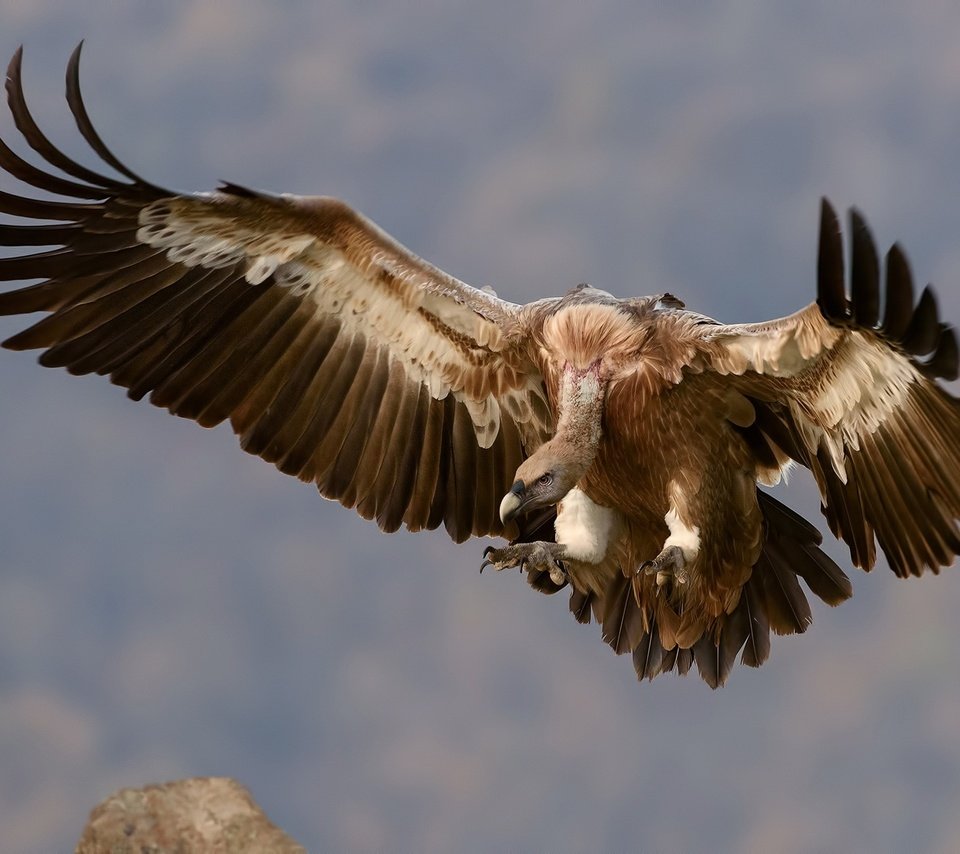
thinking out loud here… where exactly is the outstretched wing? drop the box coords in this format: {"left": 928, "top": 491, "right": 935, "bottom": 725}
{"left": 701, "top": 198, "right": 960, "bottom": 577}
{"left": 0, "top": 45, "right": 553, "bottom": 542}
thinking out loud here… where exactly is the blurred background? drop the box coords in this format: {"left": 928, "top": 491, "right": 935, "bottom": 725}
{"left": 1, "top": 3, "right": 959, "bottom": 852}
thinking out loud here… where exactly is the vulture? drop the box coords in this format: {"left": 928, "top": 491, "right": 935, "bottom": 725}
{"left": 1, "top": 46, "right": 959, "bottom": 689}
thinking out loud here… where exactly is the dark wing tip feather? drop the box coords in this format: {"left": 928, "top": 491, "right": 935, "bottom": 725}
{"left": 817, "top": 197, "right": 847, "bottom": 321}
{"left": 849, "top": 207, "right": 880, "bottom": 328}
{"left": 923, "top": 326, "right": 959, "bottom": 381}
{"left": 5, "top": 45, "right": 24, "bottom": 83}
{"left": 901, "top": 285, "right": 940, "bottom": 356}
{"left": 821, "top": 204, "right": 956, "bottom": 374}
{"left": 63, "top": 42, "right": 158, "bottom": 190}
{"left": 882, "top": 244, "right": 914, "bottom": 340}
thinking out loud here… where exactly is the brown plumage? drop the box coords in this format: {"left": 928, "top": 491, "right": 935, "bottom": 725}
{"left": 2, "top": 46, "right": 959, "bottom": 688}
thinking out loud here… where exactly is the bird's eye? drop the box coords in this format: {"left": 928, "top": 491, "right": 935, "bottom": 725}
{"left": 538, "top": 473, "right": 553, "bottom": 486}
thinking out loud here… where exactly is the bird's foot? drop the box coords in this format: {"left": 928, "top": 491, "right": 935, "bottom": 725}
{"left": 638, "top": 545, "right": 689, "bottom": 593}
{"left": 481, "top": 542, "right": 569, "bottom": 585}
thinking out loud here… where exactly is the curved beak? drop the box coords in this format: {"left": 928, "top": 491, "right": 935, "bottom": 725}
{"left": 499, "top": 480, "right": 526, "bottom": 523}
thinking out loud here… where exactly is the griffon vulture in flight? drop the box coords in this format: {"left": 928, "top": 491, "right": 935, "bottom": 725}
{"left": 1, "top": 46, "right": 958, "bottom": 688}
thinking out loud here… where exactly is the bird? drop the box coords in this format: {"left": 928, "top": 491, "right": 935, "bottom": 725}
{"left": 1, "top": 45, "right": 958, "bottom": 689}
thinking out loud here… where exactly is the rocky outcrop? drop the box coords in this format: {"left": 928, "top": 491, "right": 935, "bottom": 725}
{"left": 75, "top": 777, "right": 305, "bottom": 853}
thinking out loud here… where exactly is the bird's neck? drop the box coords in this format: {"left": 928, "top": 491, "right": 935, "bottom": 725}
{"left": 553, "top": 362, "right": 605, "bottom": 475}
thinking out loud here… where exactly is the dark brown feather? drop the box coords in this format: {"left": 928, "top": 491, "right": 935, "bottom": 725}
{"left": 172, "top": 292, "right": 301, "bottom": 421}
{"left": 195, "top": 300, "right": 315, "bottom": 428}
{"left": 849, "top": 208, "right": 880, "bottom": 328}
{"left": 0, "top": 187, "right": 94, "bottom": 220}
{"left": 341, "top": 356, "right": 407, "bottom": 511}
{"left": 718, "top": 601, "right": 750, "bottom": 684}
{"left": 757, "top": 550, "right": 812, "bottom": 635}
{"left": 361, "top": 376, "right": 422, "bottom": 526}
{"left": 923, "top": 327, "right": 959, "bottom": 381}
{"left": 817, "top": 198, "right": 847, "bottom": 321}
{"left": 5, "top": 46, "right": 122, "bottom": 188}
{"left": 0, "top": 134, "right": 105, "bottom": 199}
{"left": 740, "top": 576, "right": 771, "bottom": 668}
{"left": 881, "top": 244, "right": 915, "bottom": 340}
{"left": 0, "top": 222, "right": 79, "bottom": 247}
{"left": 386, "top": 385, "right": 434, "bottom": 532}
{"left": 601, "top": 573, "right": 644, "bottom": 655}
{"left": 64, "top": 43, "right": 158, "bottom": 189}
{"left": 901, "top": 286, "right": 940, "bottom": 356}
{"left": 239, "top": 320, "right": 348, "bottom": 460}
{"left": 275, "top": 333, "right": 366, "bottom": 479}
{"left": 232, "top": 315, "right": 341, "bottom": 441}
{"left": 693, "top": 635, "right": 721, "bottom": 689}
{"left": 319, "top": 346, "right": 392, "bottom": 500}
{"left": 444, "top": 403, "right": 479, "bottom": 541}
{"left": 570, "top": 589, "right": 593, "bottom": 625}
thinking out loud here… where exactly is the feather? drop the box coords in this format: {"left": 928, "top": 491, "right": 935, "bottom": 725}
{"left": 881, "top": 244, "right": 915, "bottom": 340}
{"left": 740, "top": 577, "right": 771, "bottom": 668}
{"left": 816, "top": 198, "right": 847, "bottom": 321}
{"left": 601, "top": 574, "right": 644, "bottom": 655}
{"left": 570, "top": 589, "right": 593, "bottom": 624}
{"left": 693, "top": 635, "right": 721, "bottom": 689}
{"left": 901, "top": 286, "right": 940, "bottom": 356}
{"left": 849, "top": 208, "right": 880, "bottom": 328}
{"left": 632, "top": 621, "right": 664, "bottom": 681}
{"left": 758, "top": 551, "right": 812, "bottom": 636}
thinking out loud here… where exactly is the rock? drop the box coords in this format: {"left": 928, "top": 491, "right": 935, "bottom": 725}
{"left": 75, "top": 776, "right": 305, "bottom": 853}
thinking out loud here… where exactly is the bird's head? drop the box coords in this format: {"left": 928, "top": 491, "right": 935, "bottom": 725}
{"left": 498, "top": 451, "right": 579, "bottom": 524}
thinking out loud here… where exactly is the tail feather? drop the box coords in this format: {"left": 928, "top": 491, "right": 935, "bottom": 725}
{"left": 629, "top": 490, "right": 851, "bottom": 687}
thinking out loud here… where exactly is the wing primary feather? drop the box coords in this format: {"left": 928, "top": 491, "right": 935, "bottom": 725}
{"left": 109, "top": 268, "right": 238, "bottom": 393}
{"left": 901, "top": 286, "right": 941, "bottom": 356}
{"left": 5, "top": 46, "right": 123, "bottom": 188}
{"left": 849, "top": 208, "right": 880, "bottom": 328}
{"left": 64, "top": 43, "right": 159, "bottom": 189}
{"left": 0, "top": 187, "right": 93, "bottom": 220}
{"left": 7, "top": 252, "right": 176, "bottom": 350}
{"left": 149, "top": 282, "right": 281, "bottom": 412}
{"left": 37, "top": 263, "right": 191, "bottom": 372}
{"left": 881, "top": 244, "right": 915, "bottom": 340}
{"left": 0, "top": 135, "right": 105, "bottom": 199}
{"left": 0, "top": 222, "right": 80, "bottom": 247}
{"left": 817, "top": 197, "right": 847, "bottom": 321}
{"left": 922, "top": 327, "right": 959, "bottom": 381}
